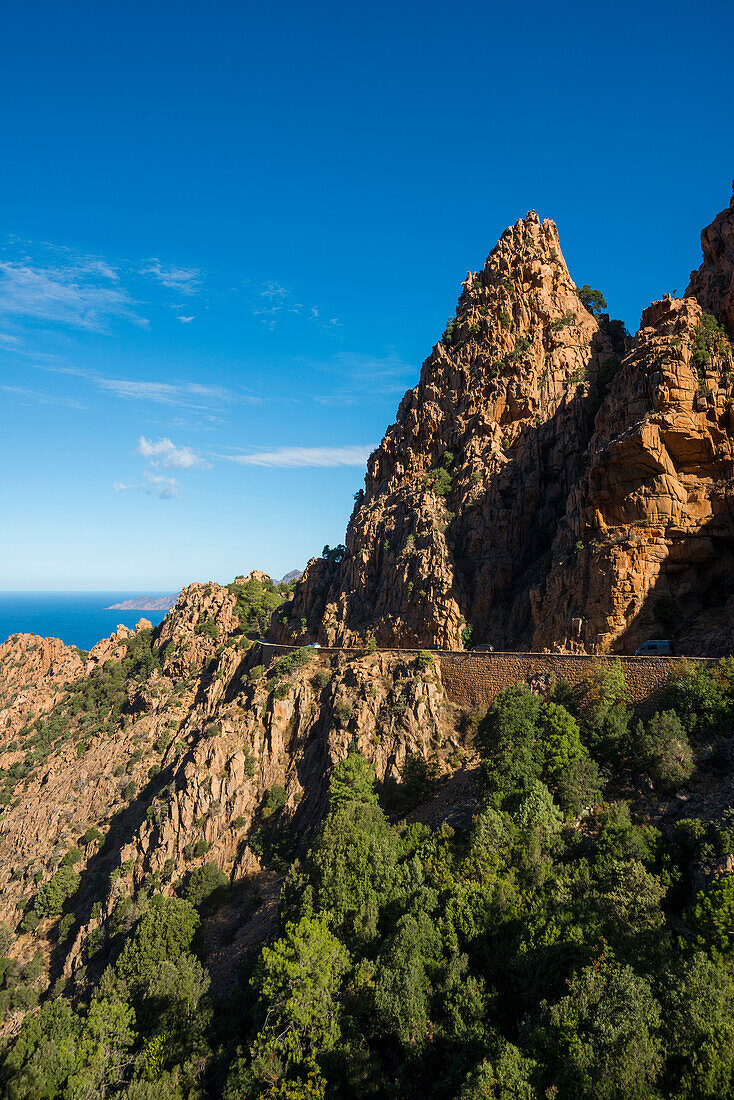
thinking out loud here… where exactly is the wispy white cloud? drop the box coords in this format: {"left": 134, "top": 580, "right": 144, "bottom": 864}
{"left": 308, "top": 351, "right": 416, "bottom": 405}
{"left": 136, "top": 436, "right": 210, "bottom": 469}
{"left": 0, "top": 255, "right": 144, "bottom": 331}
{"left": 1, "top": 384, "right": 88, "bottom": 410}
{"left": 140, "top": 258, "right": 201, "bottom": 295}
{"left": 114, "top": 471, "right": 181, "bottom": 499}
{"left": 222, "top": 444, "right": 375, "bottom": 468}
{"left": 97, "top": 377, "right": 241, "bottom": 408}
{"left": 177, "top": 315, "right": 195, "bottom": 324}
{"left": 251, "top": 280, "right": 340, "bottom": 330}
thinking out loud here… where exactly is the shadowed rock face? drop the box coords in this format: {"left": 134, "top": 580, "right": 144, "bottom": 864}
{"left": 276, "top": 187, "right": 734, "bottom": 655}
{"left": 533, "top": 294, "right": 734, "bottom": 655}
{"left": 276, "top": 211, "right": 615, "bottom": 650}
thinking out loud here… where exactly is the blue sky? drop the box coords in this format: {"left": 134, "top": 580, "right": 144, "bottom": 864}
{"left": 0, "top": 0, "right": 731, "bottom": 590}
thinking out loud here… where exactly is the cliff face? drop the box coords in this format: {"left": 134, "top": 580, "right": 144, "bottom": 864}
{"left": 533, "top": 293, "right": 734, "bottom": 654}
{"left": 277, "top": 211, "right": 615, "bottom": 650}
{"left": 276, "top": 186, "right": 734, "bottom": 656}
{"left": 0, "top": 587, "right": 471, "bottom": 993}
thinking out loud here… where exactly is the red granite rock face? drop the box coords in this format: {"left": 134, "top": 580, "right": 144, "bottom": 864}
{"left": 533, "top": 294, "right": 734, "bottom": 655}
{"left": 276, "top": 188, "right": 734, "bottom": 656}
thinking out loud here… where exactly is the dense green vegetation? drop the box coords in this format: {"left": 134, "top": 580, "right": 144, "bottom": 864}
{"left": 227, "top": 575, "right": 295, "bottom": 637}
{"left": 5, "top": 660, "right": 734, "bottom": 1097}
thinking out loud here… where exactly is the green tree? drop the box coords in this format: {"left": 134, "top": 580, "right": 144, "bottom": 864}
{"left": 535, "top": 959, "right": 662, "bottom": 1099}
{"left": 115, "top": 895, "right": 200, "bottom": 996}
{"left": 184, "top": 862, "right": 229, "bottom": 910}
{"left": 688, "top": 874, "right": 734, "bottom": 960}
{"left": 311, "top": 801, "right": 401, "bottom": 947}
{"left": 328, "top": 753, "right": 378, "bottom": 809}
{"left": 661, "top": 952, "right": 734, "bottom": 1098}
{"left": 253, "top": 915, "right": 349, "bottom": 1069}
{"left": 458, "top": 1041, "right": 537, "bottom": 1099}
{"left": 478, "top": 685, "right": 543, "bottom": 810}
{"left": 69, "top": 998, "right": 136, "bottom": 1098}
{"left": 635, "top": 710, "right": 694, "bottom": 790}
{"left": 4, "top": 998, "right": 81, "bottom": 1099}
{"left": 576, "top": 285, "right": 607, "bottom": 317}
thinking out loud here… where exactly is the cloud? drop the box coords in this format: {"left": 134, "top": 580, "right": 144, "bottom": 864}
{"left": 97, "top": 377, "right": 241, "bottom": 408}
{"left": 222, "top": 444, "right": 375, "bottom": 468}
{"left": 177, "top": 315, "right": 195, "bottom": 323}
{"left": 0, "top": 253, "right": 144, "bottom": 331}
{"left": 140, "top": 258, "right": 201, "bottom": 295}
{"left": 1, "top": 384, "right": 88, "bottom": 410}
{"left": 136, "top": 436, "right": 210, "bottom": 469}
{"left": 251, "top": 280, "right": 339, "bottom": 330}
{"left": 308, "top": 351, "right": 416, "bottom": 405}
{"left": 114, "top": 472, "right": 181, "bottom": 499}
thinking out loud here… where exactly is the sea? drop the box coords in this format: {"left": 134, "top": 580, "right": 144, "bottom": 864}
{"left": 0, "top": 593, "right": 172, "bottom": 653}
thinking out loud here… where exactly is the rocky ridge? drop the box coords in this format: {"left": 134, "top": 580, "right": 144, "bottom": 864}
{"left": 276, "top": 184, "right": 734, "bottom": 656}
{"left": 0, "top": 583, "right": 471, "bottom": 1003}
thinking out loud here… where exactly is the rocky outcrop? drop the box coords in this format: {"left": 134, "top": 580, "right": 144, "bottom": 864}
{"left": 0, "top": 584, "right": 472, "bottom": 995}
{"left": 0, "top": 633, "right": 85, "bottom": 741}
{"left": 687, "top": 181, "right": 734, "bottom": 337}
{"left": 275, "top": 211, "right": 616, "bottom": 650}
{"left": 157, "top": 582, "right": 240, "bottom": 677}
{"left": 276, "top": 187, "right": 734, "bottom": 656}
{"left": 532, "top": 294, "right": 734, "bottom": 654}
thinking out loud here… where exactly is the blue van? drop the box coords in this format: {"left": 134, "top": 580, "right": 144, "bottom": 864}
{"left": 634, "top": 640, "right": 673, "bottom": 656}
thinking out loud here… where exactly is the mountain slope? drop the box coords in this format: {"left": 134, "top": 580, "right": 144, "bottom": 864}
{"left": 276, "top": 186, "right": 734, "bottom": 656}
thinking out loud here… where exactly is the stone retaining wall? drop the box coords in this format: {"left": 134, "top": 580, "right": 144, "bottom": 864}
{"left": 257, "top": 644, "right": 713, "bottom": 712}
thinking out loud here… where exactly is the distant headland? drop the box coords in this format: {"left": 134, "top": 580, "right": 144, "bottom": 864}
{"left": 105, "top": 594, "right": 178, "bottom": 611}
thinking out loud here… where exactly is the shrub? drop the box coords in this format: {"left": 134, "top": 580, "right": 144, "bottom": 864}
{"left": 635, "top": 710, "right": 694, "bottom": 790}
{"left": 313, "top": 669, "right": 331, "bottom": 690}
{"left": 665, "top": 664, "right": 733, "bottom": 738}
{"left": 395, "top": 753, "right": 438, "bottom": 811}
{"left": 193, "top": 839, "right": 210, "bottom": 858}
{"left": 80, "top": 827, "right": 102, "bottom": 846}
{"left": 59, "top": 847, "right": 82, "bottom": 869}
{"left": 0, "top": 922, "right": 14, "bottom": 954}
{"left": 249, "top": 664, "right": 265, "bottom": 682}
{"left": 692, "top": 311, "right": 731, "bottom": 375}
{"left": 461, "top": 625, "right": 474, "bottom": 649}
{"left": 262, "top": 786, "right": 287, "bottom": 819}
{"left": 273, "top": 682, "right": 291, "bottom": 701}
{"left": 148, "top": 765, "right": 161, "bottom": 780}
{"left": 184, "top": 862, "right": 229, "bottom": 910}
{"left": 333, "top": 700, "right": 354, "bottom": 728}
{"left": 195, "top": 616, "right": 219, "bottom": 639}
{"left": 417, "top": 650, "right": 434, "bottom": 670}
{"left": 599, "top": 354, "right": 621, "bottom": 396}
{"left": 32, "top": 864, "right": 81, "bottom": 919}
{"left": 243, "top": 750, "right": 256, "bottom": 778}
{"left": 423, "top": 467, "right": 453, "bottom": 497}
{"left": 272, "top": 648, "right": 314, "bottom": 678}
